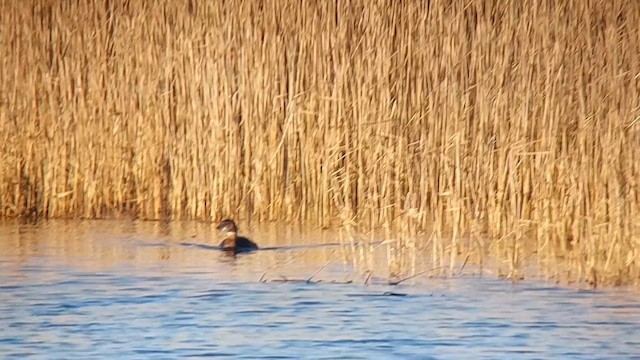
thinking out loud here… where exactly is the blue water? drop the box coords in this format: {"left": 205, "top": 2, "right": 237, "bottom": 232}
{"left": 1, "top": 221, "right": 639, "bottom": 359}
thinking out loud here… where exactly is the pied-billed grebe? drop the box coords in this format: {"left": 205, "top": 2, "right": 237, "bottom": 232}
{"left": 217, "top": 219, "right": 258, "bottom": 252}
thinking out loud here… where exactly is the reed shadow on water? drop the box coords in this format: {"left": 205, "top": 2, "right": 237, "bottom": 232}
{"left": 1, "top": 220, "right": 639, "bottom": 359}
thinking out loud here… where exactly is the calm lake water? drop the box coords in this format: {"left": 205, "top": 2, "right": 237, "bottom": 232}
{"left": 1, "top": 220, "right": 639, "bottom": 359}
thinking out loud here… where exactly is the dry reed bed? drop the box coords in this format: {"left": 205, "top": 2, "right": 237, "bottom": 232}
{"left": 1, "top": 0, "right": 639, "bottom": 286}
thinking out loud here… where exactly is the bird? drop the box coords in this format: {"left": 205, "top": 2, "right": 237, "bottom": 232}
{"left": 216, "top": 219, "right": 258, "bottom": 253}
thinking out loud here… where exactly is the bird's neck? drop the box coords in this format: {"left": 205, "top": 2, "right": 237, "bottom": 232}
{"left": 222, "top": 232, "right": 238, "bottom": 248}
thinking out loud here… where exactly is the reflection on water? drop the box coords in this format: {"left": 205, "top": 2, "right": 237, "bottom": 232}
{"left": 0, "top": 220, "right": 639, "bottom": 359}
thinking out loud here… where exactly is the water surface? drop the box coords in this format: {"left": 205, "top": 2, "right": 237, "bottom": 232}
{"left": 0, "top": 220, "right": 638, "bottom": 359}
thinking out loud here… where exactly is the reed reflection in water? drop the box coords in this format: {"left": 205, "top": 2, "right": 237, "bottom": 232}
{"left": 0, "top": 220, "right": 639, "bottom": 359}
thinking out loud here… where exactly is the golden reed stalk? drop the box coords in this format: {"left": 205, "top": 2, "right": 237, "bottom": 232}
{"left": 1, "top": 0, "right": 639, "bottom": 286}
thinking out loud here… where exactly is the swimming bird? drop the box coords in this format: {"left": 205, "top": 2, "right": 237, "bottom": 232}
{"left": 217, "top": 219, "right": 258, "bottom": 253}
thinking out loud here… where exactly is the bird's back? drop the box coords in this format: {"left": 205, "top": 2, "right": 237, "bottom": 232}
{"left": 235, "top": 236, "right": 258, "bottom": 251}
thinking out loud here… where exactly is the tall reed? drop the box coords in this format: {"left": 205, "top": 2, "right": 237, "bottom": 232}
{"left": 1, "top": 0, "right": 639, "bottom": 285}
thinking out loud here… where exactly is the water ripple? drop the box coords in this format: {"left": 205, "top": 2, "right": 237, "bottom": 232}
{"left": 1, "top": 222, "right": 640, "bottom": 359}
